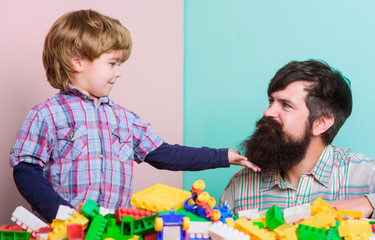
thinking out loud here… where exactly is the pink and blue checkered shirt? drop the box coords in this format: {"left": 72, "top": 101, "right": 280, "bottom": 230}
{"left": 10, "top": 86, "right": 163, "bottom": 210}
{"left": 219, "top": 145, "right": 375, "bottom": 218}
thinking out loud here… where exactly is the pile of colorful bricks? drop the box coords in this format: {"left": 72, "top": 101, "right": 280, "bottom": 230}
{"left": 1, "top": 180, "right": 375, "bottom": 240}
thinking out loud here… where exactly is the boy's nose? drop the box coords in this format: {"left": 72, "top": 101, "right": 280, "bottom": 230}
{"left": 115, "top": 67, "right": 121, "bottom": 78}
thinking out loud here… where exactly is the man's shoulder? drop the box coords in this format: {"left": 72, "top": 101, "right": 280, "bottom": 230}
{"left": 332, "top": 145, "right": 374, "bottom": 166}
{"left": 231, "top": 167, "right": 262, "bottom": 180}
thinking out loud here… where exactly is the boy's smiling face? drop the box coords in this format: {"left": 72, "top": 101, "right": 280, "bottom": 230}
{"left": 72, "top": 51, "right": 122, "bottom": 103}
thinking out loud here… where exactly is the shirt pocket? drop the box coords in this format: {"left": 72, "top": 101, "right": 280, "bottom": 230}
{"left": 56, "top": 125, "right": 88, "bottom": 160}
{"left": 111, "top": 128, "right": 133, "bottom": 162}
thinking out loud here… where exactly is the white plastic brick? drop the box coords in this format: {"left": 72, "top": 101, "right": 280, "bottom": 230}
{"left": 11, "top": 206, "right": 49, "bottom": 237}
{"left": 209, "top": 221, "right": 250, "bottom": 240}
{"left": 237, "top": 209, "right": 260, "bottom": 220}
{"left": 283, "top": 203, "right": 311, "bottom": 224}
{"left": 36, "top": 232, "right": 49, "bottom": 240}
{"left": 189, "top": 233, "right": 210, "bottom": 240}
{"left": 99, "top": 206, "right": 115, "bottom": 216}
{"left": 187, "top": 221, "right": 212, "bottom": 234}
{"left": 55, "top": 205, "right": 76, "bottom": 221}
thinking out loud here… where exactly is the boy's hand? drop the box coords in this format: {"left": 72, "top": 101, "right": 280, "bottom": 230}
{"left": 228, "top": 149, "right": 261, "bottom": 172}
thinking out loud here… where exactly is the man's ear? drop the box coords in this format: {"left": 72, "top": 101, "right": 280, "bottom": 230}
{"left": 312, "top": 115, "right": 334, "bottom": 136}
{"left": 71, "top": 56, "right": 84, "bottom": 72}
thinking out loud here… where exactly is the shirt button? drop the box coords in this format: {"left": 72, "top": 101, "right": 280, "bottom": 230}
{"left": 83, "top": 96, "right": 88, "bottom": 100}
{"left": 99, "top": 154, "right": 104, "bottom": 159}
{"left": 10, "top": 148, "right": 14, "bottom": 154}
{"left": 69, "top": 133, "right": 74, "bottom": 138}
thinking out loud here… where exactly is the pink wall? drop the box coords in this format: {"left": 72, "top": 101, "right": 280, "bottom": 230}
{"left": 0, "top": 1, "right": 184, "bottom": 223}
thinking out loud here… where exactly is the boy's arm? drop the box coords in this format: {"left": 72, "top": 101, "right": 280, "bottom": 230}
{"left": 13, "top": 162, "right": 74, "bottom": 222}
{"left": 145, "top": 142, "right": 258, "bottom": 171}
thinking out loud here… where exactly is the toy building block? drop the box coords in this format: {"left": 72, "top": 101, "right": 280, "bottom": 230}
{"left": 283, "top": 203, "right": 311, "bottom": 224}
{"left": 115, "top": 207, "right": 156, "bottom": 224}
{"left": 208, "top": 221, "right": 249, "bottom": 240}
{"left": 99, "top": 207, "right": 115, "bottom": 217}
{"left": 225, "top": 218, "right": 235, "bottom": 228}
{"left": 175, "top": 209, "right": 209, "bottom": 222}
{"left": 296, "top": 224, "right": 327, "bottom": 240}
{"left": 120, "top": 216, "right": 134, "bottom": 237}
{"left": 252, "top": 216, "right": 266, "bottom": 228}
{"left": 187, "top": 221, "right": 212, "bottom": 235}
{"left": 48, "top": 219, "right": 68, "bottom": 240}
{"left": 266, "top": 205, "right": 285, "bottom": 230}
{"left": 299, "top": 207, "right": 336, "bottom": 230}
{"left": 36, "top": 232, "right": 49, "bottom": 240}
{"left": 310, "top": 198, "right": 337, "bottom": 218}
{"left": 326, "top": 221, "right": 341, "bottom": 240}
{"left": 0, "top": 230, "right": 31, "bottom": 240}
{"left": 79, "top": 199, "right": 100, "bottom": 221}
{"left": 154, "top": 209, "right": 190, "bottom": 240}
{"left": 234, "top": 218, "right": 275, "bottom": 240}
{"left": 144, "top": 232, "right": 157, "bottom": 240}
{"left": 216, "top": 205, "right": 233, "bottom": 223}
{"left": 337, "top": 209, "right": 361, "bottom": 221}
{"left": 11, "top": 206, "right": 49, "bottom": 237}
{"left": 237, "top": 209, "right": 260, "bottom": 220}
{"left": 274, "top": 223, "right": 298, "bottom": 240}
{"left": 66, "top": 212, "right": 89, "bottom": 231}
{"left": 84, "top": 214, "right": 108, "bottom": 240}
{"left": 131, "top": 183, "right": 192, "bottom": 212}
{"left": 67, "top": 224, "right": 83, "bottom": 240}
{"left": 338, "top": 219, "right": 372, "bottom": 237}
{"left": 188, "top": 233, "right": 210, "bottom": 240}
{"left": 133, "top": 214, "right": 157, "bottom": 236}
{"left": 183, "top": 193, "right": 220, "bottom": 222}
{"left": 190, "top": 180, "right": 206, "bottom": 196}
{"left": 55, "top": 205, "right": 77, "bottom": 221}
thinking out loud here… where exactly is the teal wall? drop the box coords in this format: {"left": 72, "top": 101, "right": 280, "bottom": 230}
{"left": 184, "top": 0, "right": 375, "bottom": 201}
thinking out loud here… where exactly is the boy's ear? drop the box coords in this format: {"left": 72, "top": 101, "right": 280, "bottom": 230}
{"left": 71, "top": 56, "right": 84, "bottom": 72}
{"left": 312, "top": 115, "right": 334, "bottom": 136}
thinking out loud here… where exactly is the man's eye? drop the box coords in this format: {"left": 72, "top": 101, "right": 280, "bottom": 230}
{"left": 282, "top": 103, "right": 291, "bottom": 108}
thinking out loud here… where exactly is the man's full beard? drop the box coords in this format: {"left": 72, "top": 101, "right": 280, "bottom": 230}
{"left": 242, "top": 117, "right": 312, "bottom": 172}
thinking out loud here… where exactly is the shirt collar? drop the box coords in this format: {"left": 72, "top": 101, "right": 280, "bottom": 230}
{"left": 260, "top": 170, "right": 294, "bottom": 192}
{"left": 309, "top": 144, "right": 334, "bottom": 188}
{"left": 64, "top": 84, "right": 114, "bottom": 106}
{"left": 259, "top": 144, "right": 333, "bottom": 191}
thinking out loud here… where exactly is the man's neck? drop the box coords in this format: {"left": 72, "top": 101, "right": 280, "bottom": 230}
{"left": 282, "top": 137, "right": 327, "bottom": 188}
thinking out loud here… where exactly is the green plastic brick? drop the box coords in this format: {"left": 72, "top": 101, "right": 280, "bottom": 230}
{"left": 266, "top": 205, "right": 285, "bottom": 230}
{"left": 297, "top": 224, "right": 327, "bottom": 240}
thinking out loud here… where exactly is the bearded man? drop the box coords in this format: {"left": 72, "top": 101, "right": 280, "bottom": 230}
{"left": 219, "top": 60, "right": 375, "bottom": 218}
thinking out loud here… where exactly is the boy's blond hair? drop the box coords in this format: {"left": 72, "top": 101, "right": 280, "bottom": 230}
{"left": 43, "top": 9, "right": 132, "bottom": 92}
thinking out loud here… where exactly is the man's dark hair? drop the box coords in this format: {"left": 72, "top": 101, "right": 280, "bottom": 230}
{"left": 268, "top": 60, "right": 352, "bottom": 144}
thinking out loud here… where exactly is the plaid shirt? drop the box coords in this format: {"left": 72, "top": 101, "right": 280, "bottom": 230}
{"left": 10, "top": 86, "right": 163, "bottom": 210}
{"left": 219, "top": 145, "right": 375, "bottom": 218}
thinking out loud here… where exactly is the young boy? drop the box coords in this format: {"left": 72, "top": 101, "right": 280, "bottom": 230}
{"left": 9, "top": 9, "right": 259, "bottom": 222}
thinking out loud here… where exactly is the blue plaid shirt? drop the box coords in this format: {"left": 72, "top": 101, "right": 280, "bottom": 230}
{"left": 10, "top": 85, "right": 163, "bottom": 209}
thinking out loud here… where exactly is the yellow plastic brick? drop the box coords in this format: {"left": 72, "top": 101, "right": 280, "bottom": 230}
{"left": 48, "top": 219, "right": 67, "bottom": 240}
{"left": 337, "top": 209, "right": 362, "bottom": 221}
{"left": 274, "top": 224, "right": 298, "bottom": 240}
{"left": 67, "top": 212, "right": 89, "bottom": 230}
{"left": 300, "top": 207, "right": 336, "bottom": 230}
{"left": 338, "top": 219, "right": 372, "bottom": 237}
{"left": 310, "top": 198, "right": 338, "bottom": 218}
{"left": 130, "top": 183, "right": 192, "bottom": 211}
{"left": 234, "top": 219, "right": 276, "bottom": 240}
